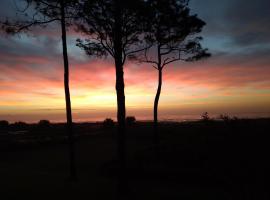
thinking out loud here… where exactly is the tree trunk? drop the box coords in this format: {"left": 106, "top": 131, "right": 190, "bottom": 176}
{"left": 153, "top": 44, "right": 162, "bottom": 155}
{"left": 115, "top": 59, "right": 126, "bottom": 172}
{"left": 60, "top": 0, "right": 77, "bottom": 181}
{"left": 153, "top": 68, "right": 162, "bottom": 150}
{"left": 114, "top": 0, "right": 127, "bottom": 198}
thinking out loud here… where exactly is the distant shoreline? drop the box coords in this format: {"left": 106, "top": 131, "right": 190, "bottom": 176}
{"left": 1, "top": 117, "right": 270, "bottom": 125}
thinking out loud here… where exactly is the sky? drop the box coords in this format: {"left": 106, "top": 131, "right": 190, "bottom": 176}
{"left": 0, "top": 0, "right": 270, "bottom": 122}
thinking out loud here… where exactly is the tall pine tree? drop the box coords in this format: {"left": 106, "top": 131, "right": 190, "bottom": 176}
{"left": 76, "top": 0, "right": 147, "bottom": 191}
{"left": 1, "top": 0, "right": 79, "bottom": 180}
{"left": 141, "top": 0, "right": 210, "bottom": 151}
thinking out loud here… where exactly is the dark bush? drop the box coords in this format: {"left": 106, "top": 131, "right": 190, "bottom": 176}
{"left": 38, "top": 120, "right": 51, "bottom": 128}
{"left": 12, "top": 121, "right": 28, "bottom": 130}
{"left": 201, "top": 112, "right": 210, "bottom": 122}
{"left": 0, "top": 120, "right": 9, "bottom": 130}
{"left": 126, "top": 116, "right": 136, "bottom": 125}
{"left": 103, "top": 118, "right": 114, "bottom": 128}
{"left": 219, "top": 114, "right": 230, "bottom": 122}
{"left": 232, "top": 116, "right": 239, "bottom": 121}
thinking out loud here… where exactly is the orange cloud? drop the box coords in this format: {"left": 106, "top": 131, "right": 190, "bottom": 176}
{"left": 1, "top": 51, "right": 270, "bottom": 122}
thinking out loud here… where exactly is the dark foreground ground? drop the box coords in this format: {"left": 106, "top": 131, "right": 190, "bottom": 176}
{"left": 0, "top": 118, "right": 270, "bottom": 200}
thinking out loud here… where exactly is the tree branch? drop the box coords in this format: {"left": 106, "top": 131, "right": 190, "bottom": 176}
{"left": 4, "top": 18, "right": 60, "bottom": 33}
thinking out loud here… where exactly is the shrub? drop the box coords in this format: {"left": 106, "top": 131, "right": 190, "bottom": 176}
{"left": 126, "top": 116, "right": 136, "bottom": 125}
{"left": 201, "top": 112, "right": 210, "bottom": 121}
{"left": 103, "top": 118, "right": 114, "bottom": 128}
{"left": 12, "top": 121, "right": 28, "bottom": 130}
{"left": 232, "top": 116, "right": 239, "bottom": 121}
{"left": 38, "top": 120, "right": 51, "bottom": 128}
{"left": 0, "top": 120, "right": 9, "bottom": 129}
{"left": 219, "top": 114, "right": 230, "bottom": 122}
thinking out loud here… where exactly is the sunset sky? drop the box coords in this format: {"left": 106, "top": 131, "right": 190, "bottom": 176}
{"left": 0, "top": 0, "right": 270, "bottom": 122}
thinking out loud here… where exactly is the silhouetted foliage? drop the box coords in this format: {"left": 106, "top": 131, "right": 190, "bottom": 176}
{"left": 139, "top": 0, "right": 210, "bottom": 147}
{"left": 232, "top": 116, "right": 239, "bottom": 121}
{"left": 219, "top": 114, "right": 230, "bottom": 122}
{"left": 76, "top": 0, "right": 148, "bottom": 189}
{"left": 38, "top": 120, "right": 51, "bottom": 128}
{"left": 76, "top": 0, "right": 147, "bottom": 60}
{"left": 219, "top": 114, "right": 240, "bottom": 122}
{"left": 0, "top": 120, "right": 9, "bottom": 130}
{"left": 1, "top": 0, "right": 78, "bottom": 34}
{"left": 126, "top": 116, "right": 136, "bottom": 126}
{"left": 0, "top": 0, "right": 79, "bottom": 180}
{"left": 103, "top": 118, "right": 115, "bottom": 128}
{"left": 12, "top": 121, "right": 28, "bottom": 130}
{"left": 201, "top": 112, "right": 210, "bottom": 122}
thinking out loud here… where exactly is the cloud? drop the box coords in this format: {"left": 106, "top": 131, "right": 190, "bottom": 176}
{"left": 0, "top": 34, "right": 61, "bottom": 60}
{"left": 0, "top": 0, "right": 269, "bottom": 121}
{"left": 190, "top": 0, "right": 270, "bottom": 48}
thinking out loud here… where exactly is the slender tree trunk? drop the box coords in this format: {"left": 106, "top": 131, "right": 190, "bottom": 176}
{"left": 115, "top": 59, "right": 126, "bottom": 173}
{"left": 153, "top": 45, "right": 162, "bottom": 155}
{"left": 114, "top": 0, "right": 127, "bottom": 198}
{"left": 153, "top": 68, "right": 162, "bottom": 149}
{"left": 60, "top": 0, "right": 77, "bottom": 181}
{"left": 115, "top": 57, "right": 127, "bottom": 199}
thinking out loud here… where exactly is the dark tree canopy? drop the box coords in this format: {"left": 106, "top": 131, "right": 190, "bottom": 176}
{"left": 1, "top": 0, "right": 78, "bottom": 34}
{"left": 76, "top": 0, "right": 148, "bottom": 64}
{"left": 141, "top": 0, "right": 210, "bottom": 68}
{"left": 139, "top": 0, "right": 210, "bottom": 151}
{"left": 76, "top": 1, "right": 150, "bottom": 191}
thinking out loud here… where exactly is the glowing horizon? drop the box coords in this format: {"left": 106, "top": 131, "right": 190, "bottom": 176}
{"left": 1, "top": 57, "right": 269, "bottom": 122}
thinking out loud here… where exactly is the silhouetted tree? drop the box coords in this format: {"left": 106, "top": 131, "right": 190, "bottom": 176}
{"left": 201, "top": 112, "right": 210, "bottom": 122}
{"left": 103, "top": 118, "right": 115, "bottom": 128}
{"left": 1, "top": 0, "right": 78, "bottom": 180}
{"left": 219, "top": 114, "right": 231, "bottom": 122}
{"left": 76, "top": 0, "right": 147, "bottom": 189}
{"left": 141, "top": 0, "right": 210, "bottom": 148}
{"left": 12, "top": 121, "right": 28, "bottom": 130}
{"left": 126, "top": 116, "right": 136, "bottom": 126}
{"left": 0, "top": 120, "right": 9, "bottom": 130}
{"left": 38, "top": 119, "right": 51, "bottom": 129}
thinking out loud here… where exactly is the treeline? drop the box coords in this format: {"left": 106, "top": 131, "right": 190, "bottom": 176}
{"left": 0, "top": 116, "right": 136, "bottom": 131}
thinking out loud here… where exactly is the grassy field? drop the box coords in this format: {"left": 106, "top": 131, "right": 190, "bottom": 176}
{"left": 0, "top": 119, "right": 269, "bottom": 199}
